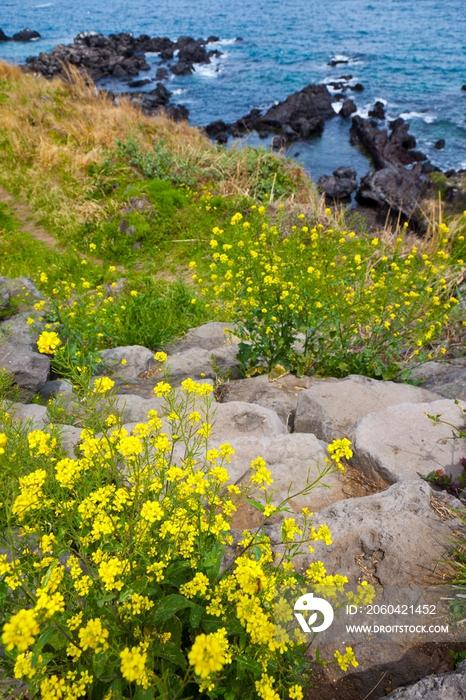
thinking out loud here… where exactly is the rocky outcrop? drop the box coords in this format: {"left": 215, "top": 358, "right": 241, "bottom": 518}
{"left": 24, "top": 32, "right": 219, "bottom": 84}
{"left": 385, "top": 660, "right": 466, "bottom": 699}
{"left": 205, "top": 84, "right": 336, "bottom": 145}
{"left": 339, "top": 98, "right": 357, "bottom": 118}
{"left": 0, "top": 28, "right": 41, "bottom": 42}
{"left": 317, "top": 166, "right": 357, "bottom": 200}
{"left": 350, "top": 116, "right": 430, "bottom": 225}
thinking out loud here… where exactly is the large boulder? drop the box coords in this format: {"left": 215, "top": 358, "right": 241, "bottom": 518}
{"left": 269, "top": 479, "right": 461, "bottom": 587}
{"left": 294, "top": 375, "right": 442, "bottom": 442}
{"left": 318, "top": 166, "right": 357, "bottom": 199}
{"left": 166, "top": 322, "right": 238, "bottom": 353}
{"left": 219, "top": 373, "right": 338, "bottom": 427}
{"left": 211, "top": 401, "right": 287, "bottom": 443}
{"left": 407, "top": 359, "right": 466, "bottom": 401}
{"left": 12, "top": 28, "right": 41, "bottom": 42}
{"left": 356, "top": 162, "right": 425, "bottom": 222}
{"left": 350, "top": 398, "right": 466, "bottom": 486}
{"left": 0, "top": 342, "right": 50, "bottom": 393}
{"left": 99, "top": 345, "right": 155, "bottom": 378}
{"left": 224, "top": 433, "right": 346, "bottom": 520}
{"left": 385, "top": 659, "right": 466, "bottom": 699}
{"left": 225, "top": 84, "right": 335, "bottom": 143}
{"left": 0, "top": 313, "right": 45, "bottom": 350}
{"left": 268, "top": 481, "right": 465, "bottom": 698}
{"left": 162, "top": 345, "right": 240, "bottom": 384}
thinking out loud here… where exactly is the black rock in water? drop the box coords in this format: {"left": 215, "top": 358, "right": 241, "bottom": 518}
{"left": 0, "top": 28, "right": 11, "bottom": 42}
{"left": 318, "top": 167, "right": 357, "bottom": 200}
{"left": 12, "top": 28, "right": 41, "bottom": 42}
{"left": 222, "top": 84, "right": 335, "bottom": 144}
{"left": 368, "top": 101, "right": 386, "bottom": 120}
{"left": 339, "top": 98, "right": 357, "bottom": 118}
{"left": 434, "top": 139, "right": 446, "bottom": 150}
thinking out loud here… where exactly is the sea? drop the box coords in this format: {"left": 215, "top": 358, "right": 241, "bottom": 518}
{"left": 1, "top": 0, "right": 465, "bottom": 181}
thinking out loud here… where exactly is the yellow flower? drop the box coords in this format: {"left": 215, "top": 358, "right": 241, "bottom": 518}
{"left": 334, "top": 646, "right": 359, "bottom": 671}
{"left": 37, "top": 331, "right": 62, "bottom": 355}
{"left": 154, "top": 351, "right": 168, "bottom": 362}
{"left": 188, "top": 628, "right": 230, "bottom": 678}
{"left": 78, "top": 618, "right": 109, "bottom": 652}
{"left": 93, "top": 377, "right": 115, "bottom": 394}
{"left": 120, "top": 645, "right": 148, "bottom": 686}
{"left": 0, "top": 432, "right": 7, "bottom": 455}
{"left": 154, "top": 381, "right": 171, "bottom": 397}
{"left": 140, "top": 500, "right": 164, "bottom": 523}
{"left": 2, "top": 609, "right": 40, "bottom": 651}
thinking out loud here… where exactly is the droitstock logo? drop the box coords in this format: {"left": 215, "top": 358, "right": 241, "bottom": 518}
{"left": 294, "top": 593, "right": 334, "bottom": 633}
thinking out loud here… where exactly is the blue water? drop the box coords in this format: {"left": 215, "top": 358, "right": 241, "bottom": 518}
{"left": 1, "top": 0, "right": 465, "bottom": 181}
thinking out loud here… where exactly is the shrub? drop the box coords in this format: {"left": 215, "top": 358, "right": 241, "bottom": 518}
{"left": 193, "top": 208, "right": 465, "bottom": 379}
{"left": 0, "top": 370, "right": 373, "bottom": 700}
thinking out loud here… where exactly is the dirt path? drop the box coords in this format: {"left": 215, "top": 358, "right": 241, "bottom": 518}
{"left": 0, "top": 186, "right": 126, "bottom": 271}
{"left": 0, "top": 186, "right": 59, "bottom": 248}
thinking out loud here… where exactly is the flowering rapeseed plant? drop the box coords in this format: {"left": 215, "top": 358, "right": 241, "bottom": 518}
{"left": 0, "top": 374, "right": 372, "bottom": 699}
{"left": 194, "top": 209, "right": 464, "bottom": 379}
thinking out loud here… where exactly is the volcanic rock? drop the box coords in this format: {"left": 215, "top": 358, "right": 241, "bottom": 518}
{"left": 317, "top": 166, "right": 357, "bottom": 200}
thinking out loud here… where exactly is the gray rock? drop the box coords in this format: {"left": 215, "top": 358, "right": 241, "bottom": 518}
{"left": 385, "top": 659, "right": 466, "bottom": 699}
{"left": 211, "top": 401, "right": 287, "bottom": 442}
{"left": 166, "top": 321, "right": 238, "bottom": 353}
{"left": 112, "top": 394, "right": 163, "bottom": 423}
{"left": 0, "top": 342, "right": 50, "bottom": 392}
{"left": 294, "top": 375, "right": 443, "bottom": 442}
{"left": 318, "top": 166, "right": 357, "bottom": 199}
{"left": 268, "top": 480, "right": 461, "bottom": 586}
{"left": 56, "top": 425, "right": 82, "bottom": 457}
{"left": 350, "top": 398, "right": 466, "bottom": 486}
{"left": 407, "top": 359, "right": 466, "bottom": 401}
{"left": 223, "top": 433, "right": 345, "bottom": 517}
{"left": 0, "top": 276, "right": 44, "bottom": 306}
{"left": 164, "top": 347, "right": 216, "bottom": 383}
{"left": 219, "top": 374, "right": 338, "bottom": 427}
{"left": 210, "top": 344, "right": 241, "bottom": 379}
{"left": 99, "top": 345, "right": 155, "bottom": 378}
{"left": 39, "top": 379, "right": 74, "bottom": 401}
{"left": 0, "top": 313, "right": 45, "bottom": 350}
{"left": 11, "top": 402, "right": 48, "bottom": 428}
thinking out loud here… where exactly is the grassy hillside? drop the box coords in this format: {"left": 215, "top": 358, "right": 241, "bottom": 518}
{"left": 0, "top": 58, "right": 464, "bottom": 377}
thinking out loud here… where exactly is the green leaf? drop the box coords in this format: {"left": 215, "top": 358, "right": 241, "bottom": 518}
{"left": 189, "top": 603, "right": 205, "bottom": 628}
{"left": 160, "top": 616, "right": 182, "bottom": 646}
{"left": 236, "top": 655, "right": 262, "bottom": 679}
{"left": 154, "top": 641, "right": 187, "bottom": 669}
{"left": 31, "top": 628, "right": 55, "bottom": 668}
{"left": 163, "top": 560, "right": 191, "bottom": 587}
{"left": 246, "top": 498, "right": 264, "bottom": 513}
{"left": 133, "top": 688, "right": 155, "bottom": 700}
{"left": 92, "top": 652, "right": 108, "bottom": 679}
{"left": 153, "top": 594, "right": 192, "bottom": 623}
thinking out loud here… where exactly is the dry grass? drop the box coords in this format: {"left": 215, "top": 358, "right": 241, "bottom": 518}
{"left": 0, "top": 60, "right": 316, "bottom": 242}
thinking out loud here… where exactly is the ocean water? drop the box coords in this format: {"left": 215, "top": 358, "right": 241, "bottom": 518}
{"left": 1, "top": 0, "right": 465, "bottom": 181}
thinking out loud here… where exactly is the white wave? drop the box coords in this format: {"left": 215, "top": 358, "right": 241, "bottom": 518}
{"left": 330, "top": 54, "right": 349, "bottom": 62}
{"left": 374, "top": 96, "right": 388, "bottom": 105}
{"left": 193, "top": 62, "right": 222, "bottom": 78}
{"left": 171, "top": 88, "right": 187, "bottom": 95}
{"left": 215, "top": 38, "right": 238, "bottom": 46}
{"left": 399, "top": 111, "right": 437, "bottom": 124}
{"left": 332, "top": 101, "right": 343, "bottom": 114}
{"left": 34, "top": 2, "right": 53, "bottom": 5}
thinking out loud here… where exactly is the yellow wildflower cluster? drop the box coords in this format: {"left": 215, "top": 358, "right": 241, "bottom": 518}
{"left": 194, "top": 211, "right": 464, "bottom": 376}
{"left": 37, "top": 330, "right": 62, "bottom": 355}
{"left": 0, "top": 374, "right": 369, "bottom": 699}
